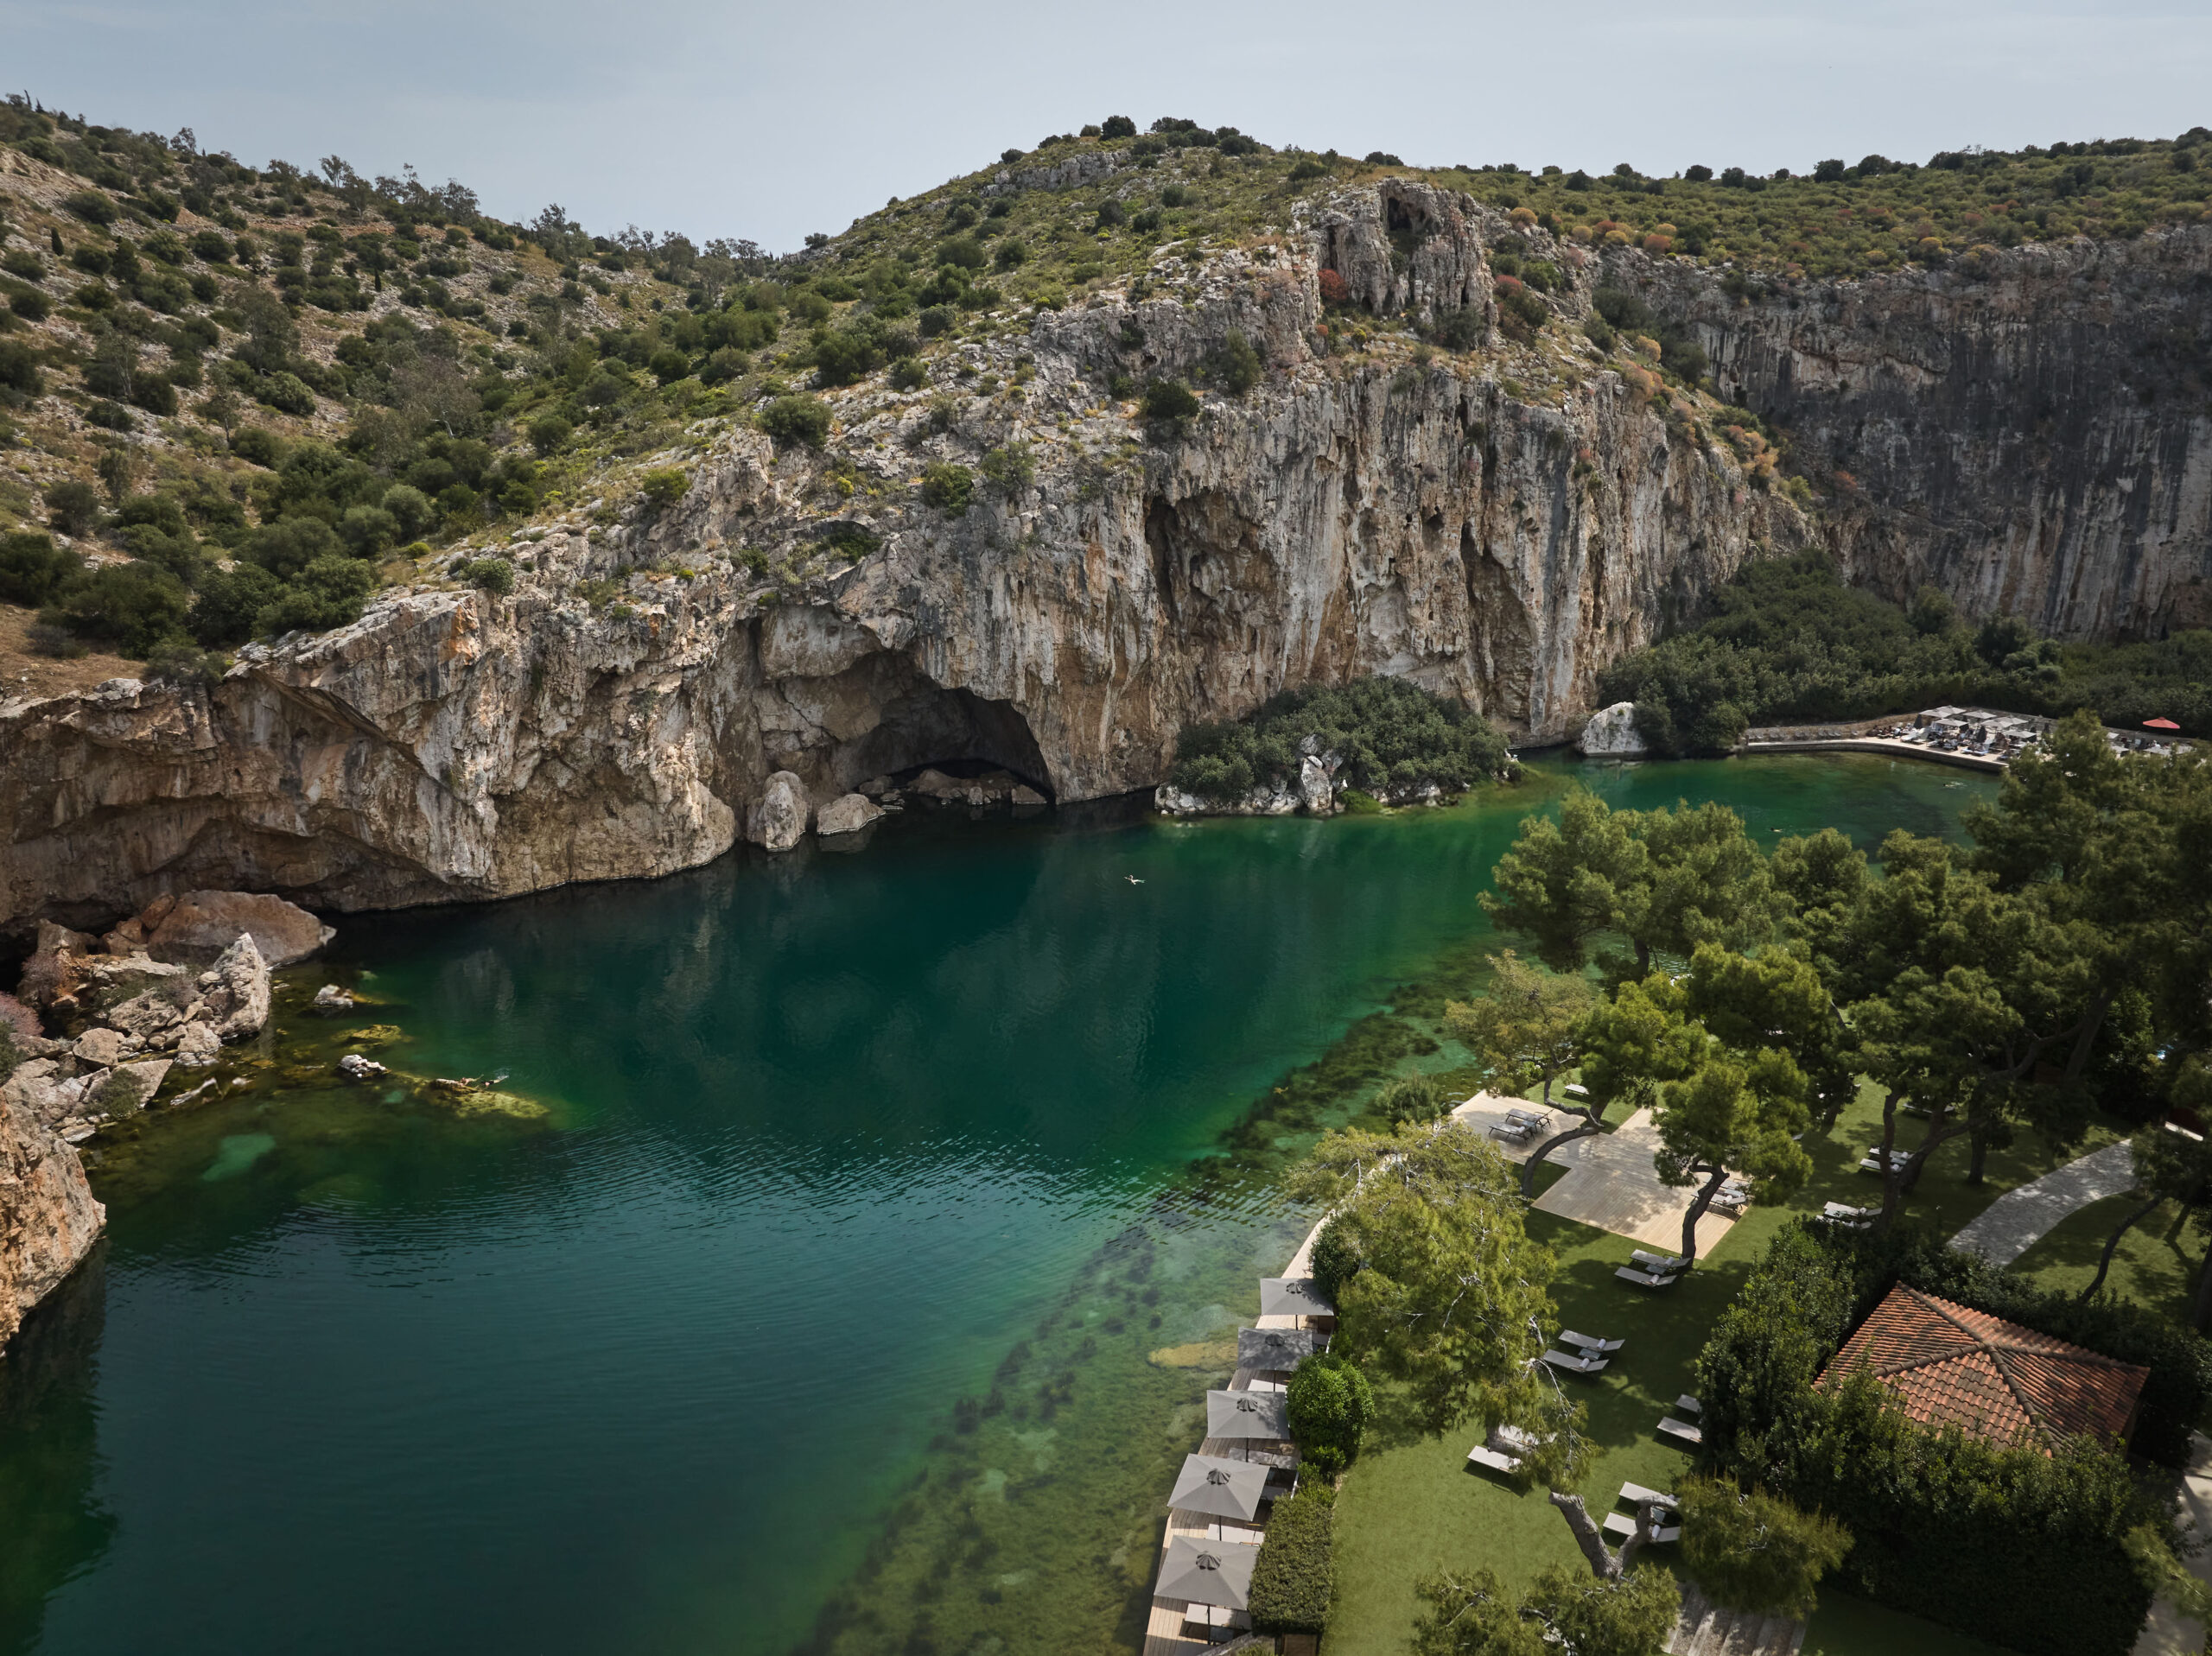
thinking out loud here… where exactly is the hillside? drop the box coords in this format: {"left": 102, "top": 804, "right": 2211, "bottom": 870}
{"left": 8, "top": 101, "right": 2212, "bottom": 688}
{"left": 3, "top": 97, "right": 2212, "bottom": 932}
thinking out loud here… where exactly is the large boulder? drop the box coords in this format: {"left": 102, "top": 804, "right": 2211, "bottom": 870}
{"left": 0, "top": 993, "right": 40, "bottom": 1044}
{"left": 748, "top": 771, "right": 810, "bottom": 853}
{"left": 196, "top": 934, "right": 270, "bottom": 1041}
{"left": 0, "top": 1088, "right": 105, "bottom": 1352}
{"left": 16, "top": 923, "right": 95, "bottom": 1015}
{"left": 816, "top": 793, "right": 885, "bottom": 836}
{"left": 1298, "top": 754, "right": 1338, "bottom": 815}
{"left": 138, "top": 891, "right": 334, "bottom": 968}
{"left": 91, "top": 1059, "right": 171, "bottom": 1116}
{"left": 1578, "top": 701, "right": 1649, "bottom": 758}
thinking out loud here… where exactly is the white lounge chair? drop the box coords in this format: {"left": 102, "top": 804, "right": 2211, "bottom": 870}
{"left": 1467, "top": 1444, "right": 1522, "bottom": 1474}
{"left": 1657, "top": 1415, "right": 1704, "bottom": 1446}
{"left": 1616, "top": 1266, "right": 1677, "bottom": 1288}
{"left": 1602, "top": 1510, "right": 1682, "bottom": 1543}
{"left": 1619, "top": 1481, "right": 1675, "bottom": 1506}
{"left": 1630, "top": 1249, "right": 1688, "bottom": 1272}
{"left": 1541, "top": 1348, "right": 1608, "bottom": 1375}
{"left": 1560, "top": 1330, "right": 1624, "bottom": 1353}
{"left": 1675, "top": 1394, "right": 1703, "bottom": 1416}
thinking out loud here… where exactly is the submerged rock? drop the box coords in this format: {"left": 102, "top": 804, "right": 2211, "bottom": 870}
{"left": 312, "top": 985, "right": 357, "bottom": 1013}
{"left": 1578, "top": 701, "right": 1649, "bottom": 758}
{"left": 816, "top": 793, "right": 885, "bottom": 836}
{"left": 338, "top": 1053, "right": 388, "bottom": 1081}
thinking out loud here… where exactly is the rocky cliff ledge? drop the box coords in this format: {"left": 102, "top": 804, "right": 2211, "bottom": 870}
{"left": 4, "top": 182, "right": 2207, "bottom": 930}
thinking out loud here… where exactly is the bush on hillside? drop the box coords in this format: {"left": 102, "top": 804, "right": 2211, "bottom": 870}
{"left": 1166, "top": 676, "right": 1516, "bottom": 804}
{"left": 0, "top": 530, "right": 83, "bottom": 606}
{"left": 918, "top": 461, "right": 973, "bottom": 514}
{"left": 1141, "top": 378, "right": 1200, "bottom": 424}
{"left": 760, "top": 394, "right": 831, "bottom": 447}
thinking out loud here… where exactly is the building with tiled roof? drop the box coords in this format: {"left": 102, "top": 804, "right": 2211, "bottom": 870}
{"left": 1816, "top": 1284, "right": 2149, "bottom": 1453}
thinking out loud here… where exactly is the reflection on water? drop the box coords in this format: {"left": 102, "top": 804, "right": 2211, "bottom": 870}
{"left": 0, "top": 755, "right": 1995, "bottom": 1655}
{"left": 0, "top": 1256, "right": 113, "bottom": 1656}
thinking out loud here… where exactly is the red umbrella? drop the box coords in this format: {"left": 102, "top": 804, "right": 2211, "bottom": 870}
{"left": 2145, "top": 718, "right": 2181, "bottom": 731}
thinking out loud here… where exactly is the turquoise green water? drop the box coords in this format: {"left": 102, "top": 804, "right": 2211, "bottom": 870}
{"left": 0, "top": 754, "right": 1993, "bottom": 1656}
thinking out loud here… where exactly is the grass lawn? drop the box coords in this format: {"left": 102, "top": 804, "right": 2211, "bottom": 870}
{"left": 1324, "top": 1081, "right": 2129, "bottom": 1656}
{"left": 2011, "top": 1191, "right": 2197, "bottom": 1323}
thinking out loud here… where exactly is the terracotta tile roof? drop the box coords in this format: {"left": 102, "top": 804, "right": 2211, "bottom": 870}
{"left": 1817, "top": 1285, "right": 2148, "bottom": 1452}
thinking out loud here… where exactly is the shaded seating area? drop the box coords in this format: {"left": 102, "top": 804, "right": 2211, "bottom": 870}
{"left": 1820, "top": 1201, "right": 1877, "bottom": 1228}
{"left": 1541, "top": 1344, "right": 1610, "bottom": 1376}
{"left": 1490, "top": 1105, "right": 1553, "bottom": 1145}
{"left": 1205, "top": 1388, "right": 1291, "bottom": 1461}
{"left": 1617, "top": 1248, "right": 1686, "bottom": 1289}
{"left": 1169, "top": 1453, "right": 1281, "bottom": 1525}
{"left": 1256, "top": 1277, "right": 1335, "bottom": 1325}
{"left": 1158, "top": 1536, "right": 1261, "bottom": 1643}
{"left": 1236, "top": 1326, "right": 1319, "bottom": 1378}
{"left": 1467, "top": 1422, "right": 1541, "bottom": 1476}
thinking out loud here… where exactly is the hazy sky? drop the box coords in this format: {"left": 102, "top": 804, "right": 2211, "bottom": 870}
{"left": 6, "top": 0, "right": 2209, "bottom": 251}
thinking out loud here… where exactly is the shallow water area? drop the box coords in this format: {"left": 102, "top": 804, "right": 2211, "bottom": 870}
{"left": 0, "top": 753, "right": 1995, "bottom": 1656}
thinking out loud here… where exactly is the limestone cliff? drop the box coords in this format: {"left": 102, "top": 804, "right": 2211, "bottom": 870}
{"left": 0, "top": 1088, "right": 103, "bottom": 1353}
{"left": 3, "top": 181, "right": 2204, "bottom": 929}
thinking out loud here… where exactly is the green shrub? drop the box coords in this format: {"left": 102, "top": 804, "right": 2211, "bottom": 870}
{"left": 1285, "top": 1351, "right": 1375, "bottom": 1476}
{"left": 1206, "top": 330, "right": 1260, "bottom": 394}
{"left": 760, "top": 394, "right": 832, "bottom": 447}
{"left": 142, "top": 638, "right": 226, "bottom": 686}
{"left": 338, "top": 504, "right": 398, "bottom": 556}
{"left": 379, "top": 484, "right": 435, "bottom": 540}
{"left": 257, "top": 371, "right": 316, "bottom": 416}
{"left": 1141, "top": 378, "right": 1200, "bottom": 423}
{"left": 992, "top": 238, "right": 1028, "bottom": 271}
{"left": 44, "top": 561, "right": 189, "bottom": 655}
{"left": 1376, "top": 1072, "right": 1446, "bottom": 1126}
{"left": 1310, "top": 1215, "right": 1361, "bottom": 1305}
{"left": 245, "top": 516, "right": 344, "bottom": 580}
{"left": 6, "top": 287, "right": 48, "bottom": 324}
{"left": 1100, "top": 115, "right": 1136, "bottom": 139}
{"left": 1094, "top": 199, "right": 1128, "bottom": 230}
{"left": 253, "top": 554, "right": 376, "bottom": 637}
{"left": 918, "top": 461, "right": 974, "bottom": 514}
{"left": 524, "top": 416, "right": 572, "bottom": 458}
{"left": 85, "top": 398, "right": 135, "bottom": 430}
{"left": 0, "top": 339, "right": 45, "bottom": 394}
{"left": 648, "top": 346, "right": 692, "bottom": 385}
{"left": 1160, "top": 184, "right": 1189, "bottom": 207}
{"left": 0, "top": 530, "right": 82, "bottom": 606}
{"left": 1432, "top": 306, "right": 1484, "bottom": 351}
{"left": 1167, "top": 676, "right": 1514, "bottom": 804}
{"left": 699, "top": 347, "right": 748, "bottom": 385}
{"left": 1248, "top": 1483, "right": 1333, "bottom": 1635}
{"left": 231, "top": 426, "right": 286, "bottom": 468}
{"left": 62, "top": 190, "right": 117, "bottom": 225}
{"left": 459, "top": 556, "right": 514, "bottom": 595}
{"left": 1677, "top": 1478, "right": 1851, "bottom": 1620}
{"left": 887, "top": 356, "right": 927, "bottom": 391}
{"left": 1288, "top": 158, "right": 1329, "bottom": 181}
{"left": 978, "top": 441, "right": 1034, "bottom": 495}
{"left": 44, "top": 479, "right": 102, "bottom": 535}
{"left": 188, "top": 228, "right": 232, "bottom": 263}
{"left": 639, "top": 467, "right": 689, "bottom": 510}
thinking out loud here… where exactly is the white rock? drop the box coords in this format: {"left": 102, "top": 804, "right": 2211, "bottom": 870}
{"left": 1299, "top": 754, "right": 1337, "bottom": 815}
{"left": 94, "top": 1059, "right": 171, "bottom": 1114}
{"left": 816, "top": 793, "right": 885, "bottom": 836}
{"left": 313, "top": 984, "right": 357, "bottom": 1012}
{"left": 338, "top": 1052, "right": 388, "bottom": 1080}
{"left": 749, "top": 771, "right": 810, "bottom": 853}
{"left": 73, "top": 1027, "right": 141, "bottom": 1067}
{"left": 1578, "top": 701, "right": 1649, "bottom": 758}
{"left": 196, "top": 933, "right": 271, "bottom": 1041}
{"left": 173, "top": 1021, "right": 222, "bottom": 1067}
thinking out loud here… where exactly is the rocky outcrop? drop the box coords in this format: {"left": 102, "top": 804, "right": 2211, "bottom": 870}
{"left": 0, "top": 1086, "right": 103, "bottom": 1353}
{"left": 1605, "top": 230, "right": 2212, "bottom": 639}
{"left": 816, "top": 793, "right": 885, "bottom": 836}
{"left": 3, "top": 184, "right": 2205, "bottom": 929}
{"left": 112, "top": 891, "right": 334, "bottom": 967}
{"left": 1578, "top": 701, "right": 1649, "bottom": 757}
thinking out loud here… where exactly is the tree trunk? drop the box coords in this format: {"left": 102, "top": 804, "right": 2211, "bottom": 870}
{"left": 1548, "top": 1491, "right": 1652, "bottom": 1583}
{"left": 1875, "top": 1091, "right": 1904, "bottom": 1228}
{"left": 2081, "top": 1194, "right": 2162, "bottom": 1301}
{"left": 1519, "top": 1110, "right": 1600, "bottom": 1198}
{"left": 2193, "top": 1249, "right": 2212, "bottom": 1333}
{"left": 1681, "top": 1163, "right": 1731, "bottom": 1266}
{"left": 1967, "top": 1127, "right": 1990, "bottom": 1186}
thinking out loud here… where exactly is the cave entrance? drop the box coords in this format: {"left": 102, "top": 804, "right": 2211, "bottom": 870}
{"left": 840, "top": 685, "right": 1054, "bottom": 801}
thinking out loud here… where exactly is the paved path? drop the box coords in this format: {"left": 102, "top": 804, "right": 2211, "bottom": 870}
{"left": 2138, "top": 1433, "right": 2212, "bottom": 1654}
{"left": 1948, "top": 1141, "right": 2139, "bottom": 1267}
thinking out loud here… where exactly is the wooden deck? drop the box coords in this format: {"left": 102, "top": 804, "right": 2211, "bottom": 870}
{"left": 1450, "top": 1097, "right": 1740, "bottom": 1255}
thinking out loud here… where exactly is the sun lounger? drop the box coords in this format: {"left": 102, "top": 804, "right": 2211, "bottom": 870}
{"left": 1675, "top": 1394, "right": 1702, "bottom": 1416}
{"left": 1630, "top": 1250, "right": 1688, "bottom": 1272}
{"left": 1602, "top": 1510, "right": 1682, "bottom": 1543}
{"left": 1541, "top": 1348, "right": 1609, "bottom": 1375}
{"left": 1560, "top": 1330, "right": 1624, "bottom": 1353}
{"left": 1494, "top": 1424, "right": 1540, "bottom": 1453}
{"left": 1656, "top": 1415, "right": 1704, "bottom": 1446}
{"left": 1563, "top": 1082, "right": 1591, "bottom": 1100}
{"left": 1619, "top": 1481, "right": 1675, "bottom": 1506}
{"left": 1615, "top": 1266, "right": 1677, "bottom": 1288}
{"left": 1491, "top": 1119, "right": 1535, "bottom": 1142}
{"left": 1466, "top": 1443, "right": 1522, "bottom": 1474}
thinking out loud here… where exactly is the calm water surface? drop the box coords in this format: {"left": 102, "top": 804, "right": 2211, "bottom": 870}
{"left": 0, "top": 755, "right": 1993, "bottom": 1655}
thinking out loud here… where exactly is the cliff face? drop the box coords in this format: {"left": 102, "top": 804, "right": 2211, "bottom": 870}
{"left": 1, "top": 183, "right": 1803, "bottom": 928}
{"left": 0, "top": 1084, "right": 104, "bottom": 1352}
{"left": 1619, "top": 229, "right": 2212, "bottom": 639}
{"left": 4, "top": 185, "right": 2207, "bottom": 929}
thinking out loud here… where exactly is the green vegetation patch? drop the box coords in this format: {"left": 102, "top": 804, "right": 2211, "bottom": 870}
{"left": 1166, "top": 676, "right": 1516, "bottom": 805}
{"left": 1248, "top": 1482, "right": 1335, "bottom": 1635}
{"left": 1599, "top": 553, "right": 2212, "bottom": 752}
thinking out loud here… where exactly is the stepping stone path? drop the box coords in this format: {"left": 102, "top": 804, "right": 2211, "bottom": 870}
{"left": 1949, "top": 1141, "right": 2139, "bottom": 1267}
